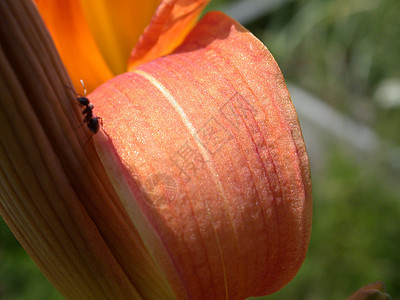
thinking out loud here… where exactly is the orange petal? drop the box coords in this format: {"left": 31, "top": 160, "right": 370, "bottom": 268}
{"left": 93, "top": 11, "right": 312, "bottom": 298}
{"left": 127, "top": 0, "right": 211, "bottom": 70}
{"left": 35, "top": 0, "right": 113, "bottom": 92}
{"left": 79, "top": 0, "right": 161, "bottom": 75}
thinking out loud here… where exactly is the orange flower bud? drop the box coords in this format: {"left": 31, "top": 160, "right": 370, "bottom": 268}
{"left": 0, "top": 1, "right": 311, "bottom": 299}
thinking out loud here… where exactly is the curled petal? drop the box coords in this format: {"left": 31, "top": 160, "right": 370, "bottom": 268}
{"left": 128, "top": 0, "right": 211, "bottom": 70}
{"left": 93, "top": 11, "right": 312, "bottom": 298}
{"left": 0, "top": 2, "right": 173, "bottom": 298}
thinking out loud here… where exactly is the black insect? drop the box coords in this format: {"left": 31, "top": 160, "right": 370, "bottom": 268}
{"left": 75, "top": 80, "right": 102, "bottom": 134}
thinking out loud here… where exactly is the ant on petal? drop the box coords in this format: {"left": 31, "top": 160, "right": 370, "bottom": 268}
{"left": 87, "top": 116, "right": 102, "bottom": 134}
{"left": 70, "top": 80, "right": 102, "bottom": 134}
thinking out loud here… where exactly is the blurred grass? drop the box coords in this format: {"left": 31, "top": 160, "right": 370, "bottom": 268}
{"left": 1, "top": 0, "right": 399, "bottom": 299}
{"left": 256, "top": 148, "right": 400, "bottom": 299}
{"left": 260, "top": 0, "right": 400, "bottom": 142}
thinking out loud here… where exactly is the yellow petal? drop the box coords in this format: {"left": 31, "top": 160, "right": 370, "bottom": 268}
{"left": 35, "top": 0, "right": 113, "bottom": 92}
{"left": 80, "top": 0, "right": 161, "bottom": 75}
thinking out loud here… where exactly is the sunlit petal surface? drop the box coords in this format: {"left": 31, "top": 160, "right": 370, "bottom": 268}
{"left": 93, "top": 11, "right": 312, "bottom": 298}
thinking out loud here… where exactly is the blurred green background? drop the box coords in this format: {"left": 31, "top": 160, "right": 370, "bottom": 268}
{"left": 1, "top": 0, "right": 399, "bottom": 299}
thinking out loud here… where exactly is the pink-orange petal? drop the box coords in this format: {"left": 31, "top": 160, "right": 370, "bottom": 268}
{"left": 127, "top": 0, "right": 211, "bottom": 71}
{"left": 34, "top": 0, "right": 113, "bottom": 92}
{"left": 92, "top": 11, "right": 312, "bottom": 298}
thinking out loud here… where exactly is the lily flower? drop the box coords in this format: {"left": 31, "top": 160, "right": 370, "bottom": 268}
{"left": 0, "top": 0, "right": 312, "bottom": 299}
